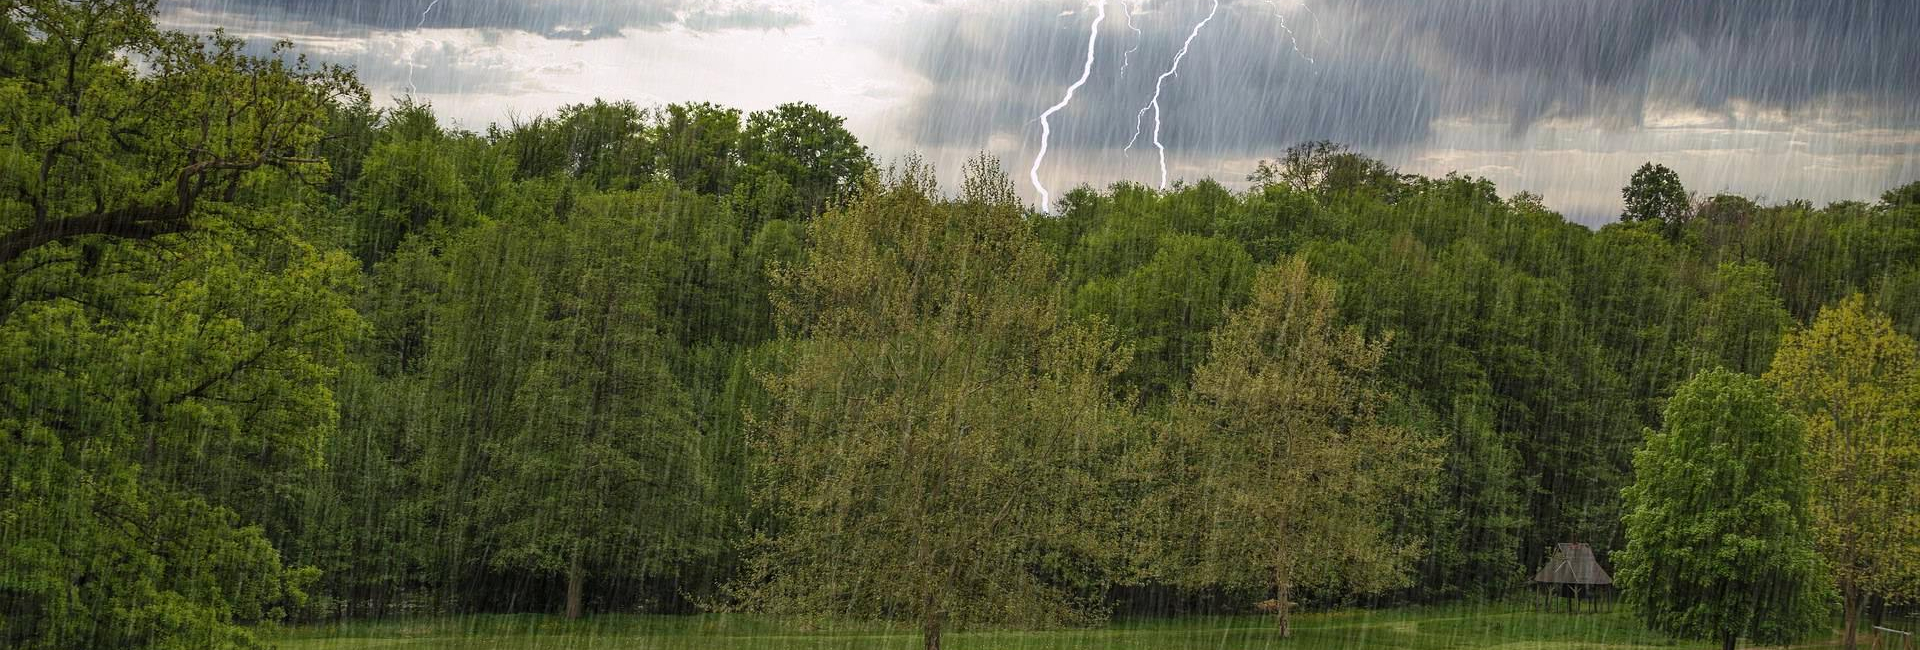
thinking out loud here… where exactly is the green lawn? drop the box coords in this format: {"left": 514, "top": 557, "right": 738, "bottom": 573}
{"left": 267, "top": 603, "right": 1845, "bottom": 650}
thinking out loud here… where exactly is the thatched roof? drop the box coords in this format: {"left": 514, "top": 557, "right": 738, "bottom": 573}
{"left": 1533, "top": 543, "right": 1612, "bottom": 586}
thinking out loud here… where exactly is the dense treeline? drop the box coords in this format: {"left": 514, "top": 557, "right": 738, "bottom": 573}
{"left": 5, "top": 3, "right": 1920, "bottom": 650}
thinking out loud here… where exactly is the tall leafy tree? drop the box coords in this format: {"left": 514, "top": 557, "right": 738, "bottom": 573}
{"left": 0, "top": 0, "right": 360, "bottom": 266}
{"left": 657, "top": 102, "right": 743, "bottom": 195}
{"left": 3, "top": 3, "right": 364, "bottom": 646}
{"left": 477, "top": 208, "right": 711, "bottom": 619}
{"left": 736, "top": 102, "right": 871, "bottom": 227}
{"left": 1766, "top": 295, "right": 1920, "bottom": 649}
{"left": 1, "top": 192, "right": 363, "bottom": 649}
{"left": 1072, "top": 233, "right": 1255, "bottom": 397}
{"left": 1621, "top": 163, "right": 1691, "bottom": 231}
{"left": 1616, "top": 369, "right": 1831, "bottom": 650}
{"left": 745, "top": 158, "right": 1132, "bottom": 650}
{"left": 348, "top": 101, "right": 477, "bottom": 266}
{"left": 1150, "top": 258, "right": 1439, "bottom": 636}
{"left": 1688, "top": 261, "right": 1793, "bottom": 375}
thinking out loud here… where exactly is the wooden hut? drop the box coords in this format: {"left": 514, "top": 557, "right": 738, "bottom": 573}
{"left": 1532, "top": 542, "right": 1612, "bottom": 613}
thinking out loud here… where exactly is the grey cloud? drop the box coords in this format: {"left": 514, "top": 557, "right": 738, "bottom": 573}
{"left": 898, "top": 0, "right": 1920, "bottom": 159}
{"left": 1336, "top": 0, "right": 1920, "bottom": 130}
{"left": 159, "top": 0, "right": 804, "bottom": 40}
{"left": 900, "top": 0, "right": 1435, "bottom": 160}
{"left": 682, "top": 7, "right": 806, "bottom": 32}
{"left": 231, "top": 32, "right": 536, "bottom": 95}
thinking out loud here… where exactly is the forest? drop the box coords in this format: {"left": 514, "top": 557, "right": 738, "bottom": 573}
{"left": 4, "top": 3, "right": 1919, "bottom": 650}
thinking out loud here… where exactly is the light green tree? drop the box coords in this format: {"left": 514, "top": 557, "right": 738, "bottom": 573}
{"left": 2, "top": 2, "right": 364, "bottom": 646}
{"left": 745, "top": 157, "right": 1133, "bottom": 650}
{"left": 1150, "top": 257, "right": 1439, "bottom": 636}
{"left": 1766, "top": 295, "right": 1920, "bottom": 649}
{"left": 0, "top": 0, "right": 359, "bottom": 266}
{"left": 1616, "top": 369, "right": 1831, "bottom": 650}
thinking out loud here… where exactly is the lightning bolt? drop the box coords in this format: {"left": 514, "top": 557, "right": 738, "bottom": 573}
{"left": 1128, "top": 0, "right": 1219, "bottom": 189}
{"left": 1118, "top": 1, "right": 1142, "bottom": 79}
{"left": 406, "top": 0, "right": 442, "bottom": 96}
{"left": 1030, "top": 1, "right": 1107, "bottom": 212}
{"left": 1263, "top": 0, "right": 1316, "bottom": 69}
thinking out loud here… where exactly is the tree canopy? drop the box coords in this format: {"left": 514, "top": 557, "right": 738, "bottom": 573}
{"left": 1616, "top": 369, "right": 1831, "bottom": 650}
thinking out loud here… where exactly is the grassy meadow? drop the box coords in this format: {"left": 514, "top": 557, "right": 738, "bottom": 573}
{"left": 267, "top": 603, "right": 1876, "bottom": 650}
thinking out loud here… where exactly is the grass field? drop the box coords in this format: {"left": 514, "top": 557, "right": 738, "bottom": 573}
{"left": 267, "top": 603, "right": 1870, "bottom": 650}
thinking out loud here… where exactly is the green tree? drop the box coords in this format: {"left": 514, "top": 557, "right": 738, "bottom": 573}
{"left": 1150, "top": 258, "right": 1439, "bottom": 636}
{"left": 736, "top": 102, "right": 871, "bottom": 227}
{"left": 1615, "top": 369, "right": 1831, "bottom": 650}
{"left": 476, "top": 209, "right": 712, "bottom": 619}
{"left": 1072, "top": 233, "right": 1255, "bottom": 397}
{"left": 657, "top": 101, "right": 743, "bottom": 195}
{"left": 1766, "top": 295, "right": 1920, "bottom": 649}
{"left": 1, "top": 195, "right": 363, "bottom": 649}
{"left": 348, "top": 101, "right": 477, "bottom": 266}
{"left": 1688, "top": 261, "right": 1793, "bottom": 375}
{"left": 1621, "top": 163, "right": 1691, "bottom": 229}
{"left": 745, "top": 158, "right": 1131, "bottom": 650}
{"left": 493, "top": 100, "right": 654, "bottom": 189}
{"left": 1249, "top": 140, "right": 1405, "bottom": 201}
{"left": 1880, "top": 180, "right": 1920, "bottom": 209}
{"left": 0, "top": 0, "right": 360, "bottom": 266}
{"left": 2, "top": 3, "right": 364, "bottom": 646}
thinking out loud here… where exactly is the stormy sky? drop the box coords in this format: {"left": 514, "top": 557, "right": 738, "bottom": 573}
{"left": 158, "top": 0, "right": 1920, "bottom": 224}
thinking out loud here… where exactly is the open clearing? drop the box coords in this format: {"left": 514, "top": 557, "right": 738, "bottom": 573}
{"left": 270, "top": 604, "right": 1860, "bottom": 650}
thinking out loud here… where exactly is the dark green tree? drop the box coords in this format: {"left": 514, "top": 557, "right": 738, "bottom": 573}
{"left": 736, "top": 102, "right": 871, "bottom": 227}
{"left": 1621, "top": 163, "right": 1691, "bottom": 229}
{"left": 1881, "top": 180, "right": 1920, "bottom": 209}
{"left": 658, "top": 102, "right": 743, "bottom": 195}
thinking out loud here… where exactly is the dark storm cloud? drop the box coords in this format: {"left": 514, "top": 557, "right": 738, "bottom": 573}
{"left": 1341, "top": 0, "right": 1920, "bottom": 129}
{"left": 901, "top": 0, "right": 1434, "bottom": 157}
{"left": 160, "top": 0, "right": 805, "bottom": 40}
{"left": 899, "top": 0, "right": 1920, "bottom": 157}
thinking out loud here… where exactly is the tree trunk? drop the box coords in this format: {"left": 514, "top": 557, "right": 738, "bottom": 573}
{"left": 1274, "top": 580, "right": 1293, "bottom": 638}
{"left": 565, "top": 552, "right": 585, "bottom": 620}
{"left": 923, "top": 606, "right": 943, "bottom": 650}
{"left": 1722, "top": 632, "right": 1737, "bottom": 650}
{"left": 1843, "top": 580, "right": 1860, "bottom": 650}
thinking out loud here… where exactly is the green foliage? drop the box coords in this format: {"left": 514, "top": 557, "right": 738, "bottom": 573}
{"left": 1620, "top": 163, "right": 1690, "bottom": 231}
{"left": 1766, "top": 295, "right": 1920, "bottom": 647}
{"left": 2, "top": 206, "right": 363, "bottom": 648}
{"left": 1073, "top": 233, "right": 1254, "bottom": 396}
{"left": 1686, "top": 262, "right": 1792, "bottom": 375}
{"left": 1148, "top": 258, "right": 1440, "bottom": 635}
{"left": 1616, "top": 369, "right": 1831, "bottom": 649}
{"left": 10, "top": 2, "right": 1920, "bottom": 640}
{"left": 349, "top": 102, "right": 477, "bottom": 265}
{"left": 1881, "top": 180, "right": 1920, "bottom": 209}
{"left": 469, "top": 208, "right": 713, "bottom": 617}
{"left": 1249, "top": 140, "right": 1406, "bottom": 201}
{"left": 658, "top": 102, "right": 743, "bottom": 195}
{"left": 745, "top": 158, "right": 1134, "bottom": 649}
{"left": 0, "top": 0, "right": 362, "bottom": 265}
{"left": 736, "top": 102, "right": 872, "bottom": 227}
